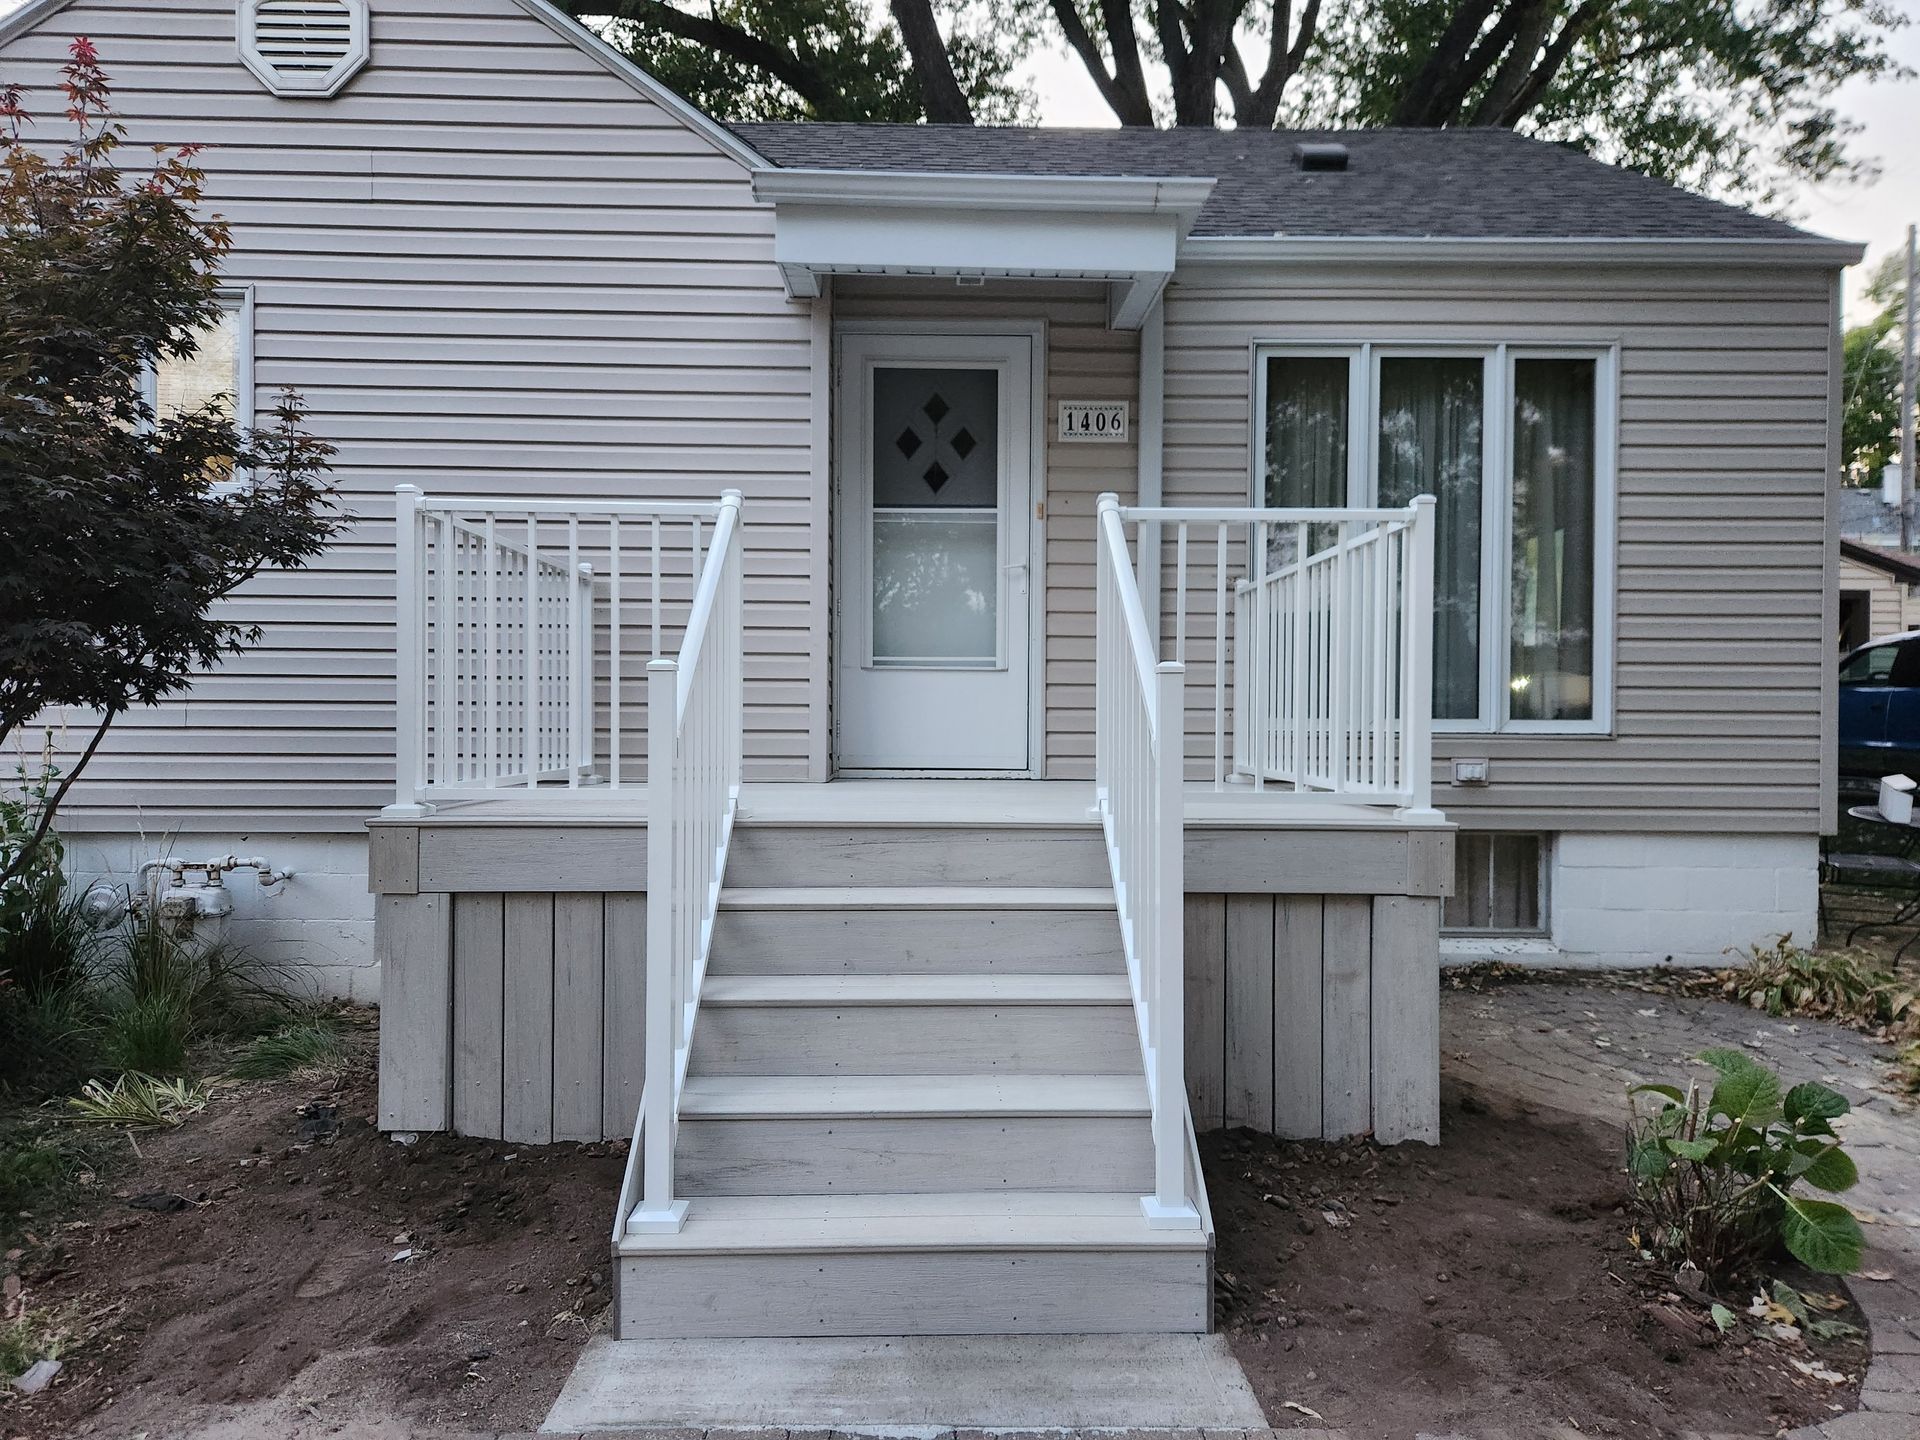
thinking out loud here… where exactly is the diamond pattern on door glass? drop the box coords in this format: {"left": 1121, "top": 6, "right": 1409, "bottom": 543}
{"left": 923, "top": 461, "right": 950, "bottom": 493}
{"left": 923, "top": 393, "right": 950, "bottom": 424}
{"left": 950, "top": 427, "right": 977, "bottom": 461}
{"left": 894, "top": 427, "right": 922, "bottom": 459}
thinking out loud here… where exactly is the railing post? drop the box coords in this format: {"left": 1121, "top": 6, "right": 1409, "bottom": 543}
{"left": 631, "top": 656, "right": 688, "bottom": 1233}
{"left": 383, "top": 485, "right": 435, "bottom": 817}
{"left": 1399, "top": 495, "right": 1440, "bottom": 819}
{"left": 1143, "top": 659, "right": 1199, "bottom": 1229}
{"left": 721, "top": 490, "right": 745, "bottom": 801}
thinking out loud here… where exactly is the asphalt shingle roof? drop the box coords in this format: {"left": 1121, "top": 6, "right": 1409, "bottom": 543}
{"left": 730, "top": 123, "right": 1822, "bottom": 244}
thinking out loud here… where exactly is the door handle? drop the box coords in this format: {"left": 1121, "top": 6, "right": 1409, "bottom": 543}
{"left": 1005, "top": 562, "right": 1029, "bottom": 596}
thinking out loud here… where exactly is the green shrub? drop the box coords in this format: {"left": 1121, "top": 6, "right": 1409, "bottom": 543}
{"left": 1628, "top": 1048, "right": 1864, "bottom": 1283}
{"left": 231, "top": 1018, "right": 348, "bottom": 1079}
{"left": 101, "top": 990, "right": 193, "bottom": 1075}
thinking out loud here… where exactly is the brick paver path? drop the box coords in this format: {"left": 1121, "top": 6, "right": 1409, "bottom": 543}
{"left": 1443, "top": 980, "right": 1920, "bottom": 1440}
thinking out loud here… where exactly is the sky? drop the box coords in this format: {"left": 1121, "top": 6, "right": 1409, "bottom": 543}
{"left": 2, "top": 0, "right": 1915, "bottom": 310}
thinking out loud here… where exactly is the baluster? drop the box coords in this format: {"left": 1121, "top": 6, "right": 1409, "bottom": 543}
{"left": 1212, "top": 523, "right": 1227, "bottom": 789}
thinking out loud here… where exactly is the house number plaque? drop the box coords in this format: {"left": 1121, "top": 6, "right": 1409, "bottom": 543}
{"left": 1057, "top": 401, "right": 1129, "bottom": 443}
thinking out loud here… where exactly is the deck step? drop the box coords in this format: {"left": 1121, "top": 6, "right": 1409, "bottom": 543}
{"left": 614, "top": 1192, "right": 1209, "bottom": 1338}
{"left": 726, "top": 825, "right": 1110, "bottom": 889}
{"left": 676, "top": 1075, "right": 1154, "bottom": 1194}
{"left": 700, "top": 974, "right": 1133, "bottom": 1007}
{"left": 690, "top": 973, "right": 1139, "bottom": 1076}
{"left": 716, "top": 886, "right": 1115, "bottom": 910}
{"left": 679, "top": 1074, "right": 1149, "bottom": 1118}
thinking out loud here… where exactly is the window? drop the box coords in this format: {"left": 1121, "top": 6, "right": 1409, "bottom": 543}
{"left": 143, "top": 291, "right": 252, "bottom": 425}
{"left": 1840, "top": 639, "right": 1917, "bottom": 686}
{"left": 1257, "top": 343, "right": 1614, "bottom": 733}
{"left": 1444, "top": 833, "right": 1546, "bottom": 935}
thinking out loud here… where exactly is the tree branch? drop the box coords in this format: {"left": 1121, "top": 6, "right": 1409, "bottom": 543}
{"left": 1097, "top": 0, "right": 1156, "bottom": 125}
{"left": 1050, "top": 0, "right": 1155, "bottom": 125}
{"left": 1240, "top": 0, "right": 1322, "bottom": 129}
{"left": 1468, "top": 0, "right": 1555, "bottom": 127}
{"left": 581, "top": 0, "right": 847, "bottom": 118}
{"left": 1487, "top": 0, "right": 1608, "bottom": 128}
{"left": 889, "top": 0, "right": 973, "bottom": 124}
{"left": 1390, "top": 0, "right": 1502, "bottom": 125}
{"left": 0, "top": 714, "right": 113, "bottom": 887}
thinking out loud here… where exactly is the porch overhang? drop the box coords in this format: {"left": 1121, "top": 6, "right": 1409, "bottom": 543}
{"left": 750, "top": 169, "right": 1216, "bottom": 331}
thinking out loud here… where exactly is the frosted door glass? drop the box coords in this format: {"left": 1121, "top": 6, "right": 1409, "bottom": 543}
{"left": 872, "top": 514, "right": 998, "bottom": 665}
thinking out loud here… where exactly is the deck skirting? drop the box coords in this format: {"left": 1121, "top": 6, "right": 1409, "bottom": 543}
{"left": 373, "top": 800, "right": 1447, "bottom": 1147}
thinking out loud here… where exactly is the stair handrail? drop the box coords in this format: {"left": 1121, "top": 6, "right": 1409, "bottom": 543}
{"left": 1094, "top": 493, "right": 1201, "bottom": 1230}
{"left": 625, "top": 488, "right": 745, "bottom": 1234}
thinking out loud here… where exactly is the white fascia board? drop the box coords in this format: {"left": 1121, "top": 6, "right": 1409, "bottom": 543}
{"left": 752, "top": 168, "right": 1216, "bottom": 227}
{"left": 775, "top": 200, "right": 1179, "bottom": 280}
{"left": 1178, "top": 234, "right": 1868, "bottom": 269}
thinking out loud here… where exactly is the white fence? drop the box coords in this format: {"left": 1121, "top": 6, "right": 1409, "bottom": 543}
{"left": 1116, "top": 498, "right": 1437, "bottom": 811}
{"left": 1094, "top": 495, "right": 1199, "bottom": 1230}
{"left": 390, "top": 486, "right": 737, "bottom": 811}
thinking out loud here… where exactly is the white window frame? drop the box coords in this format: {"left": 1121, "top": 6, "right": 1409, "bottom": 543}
{"left": 1250, "top": 339, "right": 1618, "bottom": 736}
{"left": 140, "top": 287, "right": 255, "bottom": 427}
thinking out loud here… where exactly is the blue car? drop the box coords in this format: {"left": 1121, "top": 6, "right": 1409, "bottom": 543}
{"left": 1839, "top": 630, "right": 1920, "bottom": 792}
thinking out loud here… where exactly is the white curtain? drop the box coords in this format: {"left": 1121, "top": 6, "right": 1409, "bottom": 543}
{"left": 1377, "top": 357, "right": 1484, "bottom": 721}
{"left": 1510, "top": 359, "right": 1597, "bottom": 722}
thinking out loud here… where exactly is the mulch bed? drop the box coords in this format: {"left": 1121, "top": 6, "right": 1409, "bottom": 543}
{"left": 1, "top": 1049, "right": 622, "bottom": 1437}
{"left": 1204, "top": 1078, "right": 1870, "bottom": 1440}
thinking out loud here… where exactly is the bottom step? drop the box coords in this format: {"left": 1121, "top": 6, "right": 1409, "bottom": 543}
{"left": 614, "top": 1192, "right": 1211, "bottom": 1338}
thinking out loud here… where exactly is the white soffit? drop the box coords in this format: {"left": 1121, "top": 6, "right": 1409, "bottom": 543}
{"left": 752, "top": 169, "right": 1216, "bottom": 330}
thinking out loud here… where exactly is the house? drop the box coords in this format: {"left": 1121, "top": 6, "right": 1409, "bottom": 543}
{"left": 1840, "top": 538, "right": 1920, "bottom": 650}
{"left": 1, "top": 0, "right": 1858, "bottom": 1338}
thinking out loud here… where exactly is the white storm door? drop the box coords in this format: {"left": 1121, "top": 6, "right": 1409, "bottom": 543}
{"left": 835, "top": 333, "right": 1034, "bottom": 772}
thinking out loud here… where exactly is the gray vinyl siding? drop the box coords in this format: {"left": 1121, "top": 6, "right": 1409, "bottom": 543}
{"left": 1, "top": 0, "right": 817, "bottom": 829}
{"left": 1160, "top": 262, "right": 1838, "bottom": 833}
{"left": 829, "top": 278, "right": 1141, "bottom": 780}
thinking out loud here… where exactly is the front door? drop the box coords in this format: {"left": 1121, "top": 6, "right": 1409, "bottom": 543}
{"left": 834, "top": 331, "right": 1036, "bottom": 772}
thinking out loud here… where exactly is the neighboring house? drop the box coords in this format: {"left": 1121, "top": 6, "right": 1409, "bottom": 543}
{"left": 2, "top": 0, "right": 1856, "bottom": 1337}
{"left": 1840, "top": 538, "right": 1920, "bottom": 650}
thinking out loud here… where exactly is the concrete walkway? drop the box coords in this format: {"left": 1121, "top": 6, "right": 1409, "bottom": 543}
{"left": 540, "top": 1334, "right": 1271, "bottom": 1435}
{"left": 1444, "top": 980, "right": 1920, "bottom": 1440}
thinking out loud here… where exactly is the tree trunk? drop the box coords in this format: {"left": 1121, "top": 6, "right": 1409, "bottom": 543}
{"left": 889, "top": 0, "right": 974, "bottom": 124}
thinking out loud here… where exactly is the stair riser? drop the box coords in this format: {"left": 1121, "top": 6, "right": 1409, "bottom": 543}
{"left": 727, "top": 827, "right": 1110, "bottom": 888}
{"left": 709, "top": 908, "right": 1125, "bottom": 975}
{"left": 690, "top": 1004, "right": 1140, "bottom": 1076}
{"left": 615, "top": 1248, "right": 1209, "bottom": 1338}
{"left": 676, "top": 1115, "right": 1154, "bottom": 1194}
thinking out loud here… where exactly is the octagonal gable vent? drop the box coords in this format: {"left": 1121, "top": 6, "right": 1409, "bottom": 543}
{"left": 238, "top": 0, "right": 369, "bottom": 98}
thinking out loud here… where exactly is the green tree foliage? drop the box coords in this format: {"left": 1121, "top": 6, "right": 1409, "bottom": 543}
{"left": 569, "top": 1, "right": 1907, "bottom": 208}
{"left": 1292, "top": 1, "right": 1910, "bottom": 207}
{"left": 0, "top": 41, "right": 340, "bottom": 882}
{"left": 565, "top": 0, "right": 1036, "bottom": 124}
{"left": 1843, "top": 252, "right": 1910, "bottom": 486}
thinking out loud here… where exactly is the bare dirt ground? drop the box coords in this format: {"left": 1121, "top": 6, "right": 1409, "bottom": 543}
{"left": 4, "top": 976, "right": 1909, "bottom": 1440}
{"left": 1, "top": 1047, "right": 623, "bottom": 1438}
{"left": 1205, "top": 1080, "right": 1869, "bottom": 1440}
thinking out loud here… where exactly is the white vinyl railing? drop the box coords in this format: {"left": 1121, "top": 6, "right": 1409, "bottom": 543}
{"left": 1118, "top": 497, "right": 1437, "bottom": 812}
{"left": 1094, "top": 495, "right": 1199, "bottom": 1230}
{"left": 390, "top": 486, "right": 737, "bottom": 811}
{"left": 628, "top": 490, "right": 743, "bottom": 1234}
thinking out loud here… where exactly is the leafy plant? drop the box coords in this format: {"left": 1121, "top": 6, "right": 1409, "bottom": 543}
{"left": 66, "top": 1073, "right": 212, "bottom": 1127}
{"left": 1719, "top": 936, "right": 1917, "bottom": 1033}
{"left": 1628, "top": 1049, "right": 1865, "bottom": 1282}
{"left": 91, "top": 914, "right": 295, "bottom": 1074}
{"left": 231, "top": 1018, "right": 349, "bottom": 1080}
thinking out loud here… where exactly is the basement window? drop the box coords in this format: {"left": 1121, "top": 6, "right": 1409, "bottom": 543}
{"left": 238, "top": 0, "right": 370, "bottom": 98}
{"left": 1444, "top": 832, "right": 1546, "bottom": 935}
